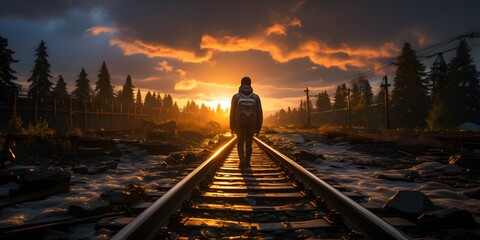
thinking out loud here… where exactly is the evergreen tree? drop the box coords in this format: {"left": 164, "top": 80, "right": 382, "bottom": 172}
{"left": 121, "top": 75, "right": 135, "bottom": 106}
{"left": 94, "top": 61, "right": 114, "bottom": 109}
{"left": 426, "top": 54, "right": 450, "bottom": 129}
{"left": 135, "top": 88, "right": 143, "bottom": 107}
{"left": 216, "top": 103, "right": 223, "bottom": 115}
{"left": 350, "top": 81, "right": 361, "bottom": 108}
{"left": 163, "top": 94, "right": 173, "bottom": 111}
{"left": 0, "top": 35, "right": 18, "bottom": 89}
{"left": 315, "top": 91, "right": 331, "bottom": 111}
{"left": 156, "top": 92, "right": 163, "bottom": 109}
{"left": 27, "top": 40, "right": 53, "bottom": 102}
{"left": 52, "top": 75, "right": 69, "bottom": 103}
{"left": 144, "top": 91, "right": 153, "bottom": 108}
{"left": 172, "top": 101, "right": 180, "bottom": 119}
{"left": 333, "top": 84, "right": 348, "bottom": 109}
{"left": 350, "top": 76, "right": 374, "bottom": 127}
{"left": 391, "top": 42, "right": 427, "bottom": 128}
{"left": 357, "top": 76, "right": 373, "bottom": 107}
{"left": 72, "top": 68, "right": 92, "bottom": 104}
{"left": 446, "top": 39, "right": 480, "bottom": 125}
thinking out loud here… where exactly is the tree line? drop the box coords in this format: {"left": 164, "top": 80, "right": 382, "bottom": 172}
{"left": 0, "top": 36, "right": 228, "bottom": 127}
{"left": 266, "top": 39, "right": 480, "bottom": 131}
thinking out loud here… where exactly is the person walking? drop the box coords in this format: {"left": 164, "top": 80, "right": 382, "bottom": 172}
{"left": 230, "top": 76, "right": 263, "bottom": 168}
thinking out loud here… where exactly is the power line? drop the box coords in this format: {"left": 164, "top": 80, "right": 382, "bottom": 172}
{"left": 335, "top": 27, "right": 480, "bottom": 86}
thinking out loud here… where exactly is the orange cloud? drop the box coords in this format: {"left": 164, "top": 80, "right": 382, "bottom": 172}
{"left": 201, "top": 34, "right": 399, "bottom": 70}
{"left": 109, "top": 38, "right": 213, "bottom": 63}
{"left": 265, "top": 18, "right": 302, "bottom": 36}
{"left": 266, "top": 24, "right": 287, "bottom": 36}
{"left": 174, "top": 79, "right": 199, "bottom": 91}
{"left": 176, "top": 69, "right": 187, "bottom": 77}
{"left": 86, "top": 26, "right": 118, "bottom": 36}
{"left": 155, "top": 60, "right": 173, "bottom": 73}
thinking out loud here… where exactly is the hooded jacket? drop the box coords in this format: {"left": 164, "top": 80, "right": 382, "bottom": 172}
{"left": 230, "top": 85, "right": 263, "bottom": 133}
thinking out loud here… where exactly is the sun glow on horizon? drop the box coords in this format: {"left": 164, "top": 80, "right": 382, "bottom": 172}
{"left": 207, "top": 99, "right": 231, "bottom": 112}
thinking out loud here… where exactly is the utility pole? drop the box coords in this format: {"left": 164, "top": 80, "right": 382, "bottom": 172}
{"left": 380, "top": 75, "right": 391, "bottom": 129}
{"left": 304, "top": 87, "right": 311, "bottom": 128}
{"left": 346, "top": 87, "right": 351, "bottom": 129}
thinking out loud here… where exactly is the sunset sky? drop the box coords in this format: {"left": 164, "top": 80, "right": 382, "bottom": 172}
{"left": 1, "top": 0, "right": 480, "bottom": 115}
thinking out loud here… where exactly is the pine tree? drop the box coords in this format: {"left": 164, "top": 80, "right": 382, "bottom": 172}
{"left": 333, "top": 84, "right": 348, "bottom": 109}
{"left": 156, "top": 92, "right": 163, "bottom": 109}
{"left": 94, "top": 61, "right": 114, "bottom": 109}
{"left": 121, "top": 75, "right": 135, "bottom": 106}
{"left": 27, "top": 40, "right": 53, "bottom": 102}
{"left": 144, "top": 91, "right": 153, "bottom": 108}
{"left": 0, "top": 35, "right": 18, "bottom": 89}
{"left": 357, "top": 76, "right": 373, "bottom": 107}
{"left": 315, "top": 91, "right": 331, "bottom": 111}
{"left": 216, "top": 103, "right": 223, "bottom": 115}
{"left": 391, "top": 42, "right": 428, "bottom": 128}
{"left": 446, "top": 39, "right": 480, "bottom": 125}
{"left": 426, "top": 54, "right": 450, "bottom": 129}
{"left": 163, "top": 94, "right": 173, "bottom": 111}
{"left": 72, "top": 68, "right": 92, "bottom": 104}
{"left": 52, "top": 75, "right": 69, "bottom": 103}
{"left": 350, "top": 81, "right": 361, "bottom": 108}
{"left": 135, "top": 88, "right": 142, "bottom": 107}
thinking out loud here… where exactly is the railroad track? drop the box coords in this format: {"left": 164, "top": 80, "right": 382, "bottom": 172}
{"left": 110, "top": 136, "right": 412, "bottom": 240}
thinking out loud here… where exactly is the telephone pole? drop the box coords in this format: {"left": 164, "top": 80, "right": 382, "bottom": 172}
{"left": 380, "top": 75, "right": 391, "bottom": 129}
{"left": 304, "top": 87, "right": 311, "bottom": 128}
{"left": 346, "top": 87, "right": 351, "bottom": 129}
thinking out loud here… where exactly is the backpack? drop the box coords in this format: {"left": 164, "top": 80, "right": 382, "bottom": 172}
{"left": 236, "top": 93, "right": 257, "bottom": 128}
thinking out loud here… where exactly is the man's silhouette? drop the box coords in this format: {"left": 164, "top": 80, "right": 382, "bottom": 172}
{"left": 230, "top": 76, "right": 263, "bottom": 168}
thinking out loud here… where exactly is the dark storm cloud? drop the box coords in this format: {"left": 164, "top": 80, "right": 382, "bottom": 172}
{"left": 100, "top": 0, "right": 298, "bottom": 51}
{"left": 296, "top": 1, "right": 480, "bottom": 47}
{"left": 0, "top": 0, "right": 99, "bottom": 20}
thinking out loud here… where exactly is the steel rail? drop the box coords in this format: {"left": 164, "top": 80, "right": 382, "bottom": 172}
{"left": 254, "top": 137, "right": 412, "bottom": 240}
{"left": 111, "top": 136, "right": 237, "bottom": 240}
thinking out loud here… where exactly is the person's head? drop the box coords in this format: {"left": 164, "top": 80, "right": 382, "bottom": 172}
{"left": 241, "top": 76, "right": 251, "bottom": 86}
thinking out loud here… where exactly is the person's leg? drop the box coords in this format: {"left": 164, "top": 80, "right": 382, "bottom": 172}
{"left": 245, "top": 130, "right": 254, "bottom": 166}
{"left": 236, "top": 130, "right": 246, "bottom": 167}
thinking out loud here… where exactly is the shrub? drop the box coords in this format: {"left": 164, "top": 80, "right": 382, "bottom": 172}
{"left": 24, "top": 119, "right": 55, "bottom": 137}
{"left": 4, "top": 114, "right": 24, "bottom": 134}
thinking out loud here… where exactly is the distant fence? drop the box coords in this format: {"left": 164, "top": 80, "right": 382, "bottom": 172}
{"left": 0, "top": 90, "right": 172, "bottom": 132}
{"left": 310, "top": 103, "right": 385, "bottom": 129}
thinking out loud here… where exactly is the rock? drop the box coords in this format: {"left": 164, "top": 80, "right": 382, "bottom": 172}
{"left": 200, "top": 228, "right": 219, "bottom": 238}
{"left": 418, "top": 207, "right": 476, "bottom": 229}
{"left": 449, "top": 153, "right": 480, "bottom": 170}
{"left": 72, "top": 165, "right": 89, "bottom": 174}
{"left": 72, "top": 160, "right": 117, "bottom": 175}
{"left": 206, "top": 121, "right": 221, "bottom": 129}
{"left": 18, "top": 167, "right": 71, "bottom": 193}
{"left": 296, "top": 229, "right": 315, "bottom": 238}
{"left": 383, "top": 190, "right": 435, "bottom": 216}
{"left": 77, "top": 139, "right": 123, "bottom": 157}
{"left": 165, "top": 151, "right": 197, "bottom": 164}
{"left": 69, "top": 202, "right": 114, "bottom": 217}
{"left": 294, "top": 150, "right": 325, "bottom": 161}
{"left": 102, "top": 183, "right": 147, "bottom": 206}
{"left": 373, "top": 172, "right": 411, "bottom": 182}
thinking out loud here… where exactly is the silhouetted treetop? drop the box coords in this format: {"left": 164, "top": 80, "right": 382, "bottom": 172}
{"left": 27, "top": 40, "right": 53, "bottom": 101}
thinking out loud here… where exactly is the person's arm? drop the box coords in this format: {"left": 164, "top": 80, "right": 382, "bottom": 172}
{"left": 256, "top": 95, "right": 263, "bottom": 134}
{"left": 230, "top": 95, "right": 237, "bottom": 133}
